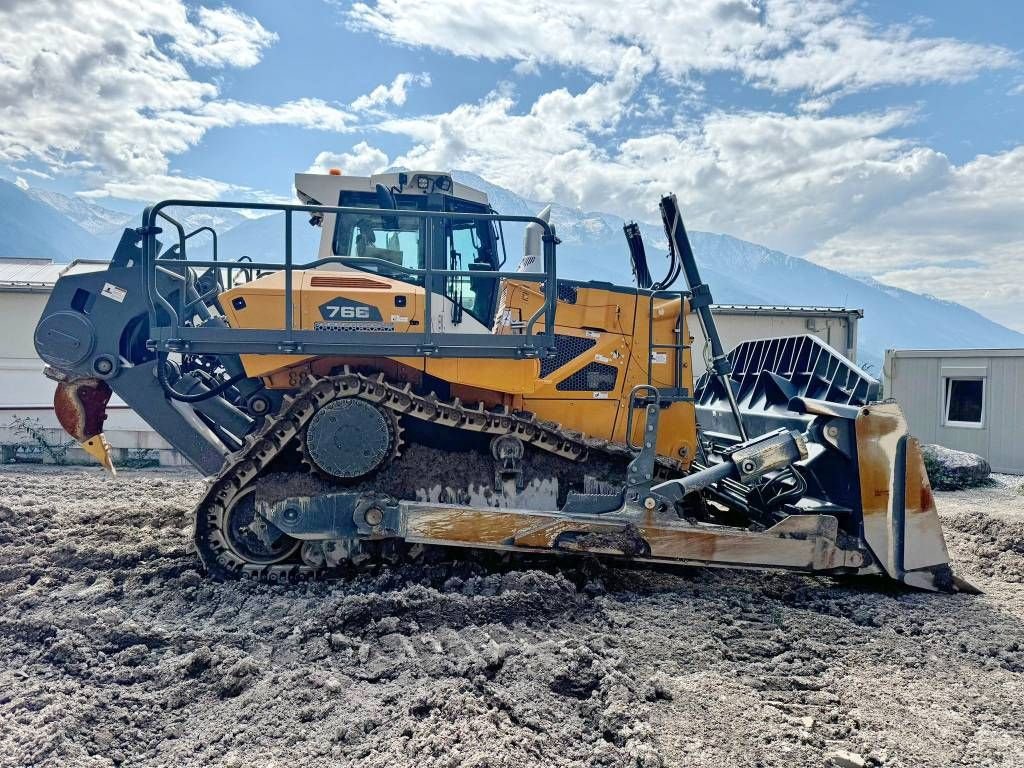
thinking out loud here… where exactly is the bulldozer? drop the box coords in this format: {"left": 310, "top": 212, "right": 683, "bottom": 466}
{"left": 32, "top": 170, "right": 970, "bottom": 591}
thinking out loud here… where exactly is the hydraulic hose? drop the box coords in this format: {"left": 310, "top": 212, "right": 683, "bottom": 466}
{"left": 156, "top": 352, "right": 246, "bottom": 403}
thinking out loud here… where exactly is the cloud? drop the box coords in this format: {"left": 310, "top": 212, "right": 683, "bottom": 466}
{"left": 351, "top": 72, "right": 431, "bottom": 112}
{"left": 78, "top": 173, "right": 240, "bottom": 201}
{"left": 194, "top": 98, "right": 354, "bottom": 132}
{"left": 9, "top": 166, "right": 53, "bottom": 180}
{"left": 0, "top": 0, "right": 362, "bottom": 201}
{"left": 0, "top": 1, "right": 266, "bottom": 192}
{"left": 169, "top": 6, "right": 277, "bottom": 68}
{"left": 14, "top": 176, "right": 28, "bottom": 190}
{"left": 320, "top": 59, "right": 1022, "bottom": 329}
{"left": 374, "top": 49, "right": 655, "bottom": 198}
{"left": 77, "top": 173, "right": 295, "bottom": 204}
{"left": 347, "top": 0, "right": 1015, "bottom": 99}
{"left": 810, "top": 145, "right": 1024, "bottom": 331}
{"left": 308, "top": 142, "right": 390, "bottom": 176}
{"left": 375, "top": 72, "right": 943, "bottom": 252}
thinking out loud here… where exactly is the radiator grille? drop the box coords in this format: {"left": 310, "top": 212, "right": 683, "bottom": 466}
{"left": 557, "top": 282, "right": 578, "bottom": 304}
{"left": 540, "top": 334, "right": 596, "bottom": 377}
{"left": 556, "top": 362, "right": 618, "bottom": 392}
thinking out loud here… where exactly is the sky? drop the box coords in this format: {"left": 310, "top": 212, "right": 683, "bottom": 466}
{"left": 0, "top": 0, "right": 1022, "bottom": 329}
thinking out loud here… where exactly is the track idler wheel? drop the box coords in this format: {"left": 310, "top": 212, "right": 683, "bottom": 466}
{"left": 194, "top": 487, "right": 302, "bottom": 578}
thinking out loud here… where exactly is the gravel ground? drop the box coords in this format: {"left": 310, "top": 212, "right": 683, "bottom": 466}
{"left": 1, "top": 466, "right": 1022, "bottom": 768}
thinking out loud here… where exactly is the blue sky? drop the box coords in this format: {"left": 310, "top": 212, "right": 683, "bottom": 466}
{"left": 1, "top": 0, "right": 1022, "bottom": 329}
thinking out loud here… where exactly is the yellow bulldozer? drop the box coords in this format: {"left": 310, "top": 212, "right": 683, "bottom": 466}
{"left": 33, "top": 170, "right": 970, "bottom": 591}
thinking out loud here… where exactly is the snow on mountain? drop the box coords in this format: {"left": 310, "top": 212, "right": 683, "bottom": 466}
{"left": 25, "top": 188, "right": 130, "bottom": 236}
{"left": 23, "top": 186, "right": 250, "bottom": 245}
{"left": 0, "top": 180, "right": 107, "bottom": 261}
{"left": 129, "top": 205, "right": 251, "bottom": 240}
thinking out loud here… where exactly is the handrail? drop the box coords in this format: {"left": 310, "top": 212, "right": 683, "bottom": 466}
{"left": 646, "top": 288, "right": 689, "bottom": 392}
{"left": 226, "top": 255, "right": 253, "bottom": 289}
{"left": 626, "top": 384, "right": 659, "bottom": 452}
{"left": 140, "top": 198, "right": 559, "bottom": 360}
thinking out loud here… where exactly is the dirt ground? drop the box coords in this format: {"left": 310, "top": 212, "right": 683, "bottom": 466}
{"left": 1, "top": 466, "right": 1022, "bottom": 768}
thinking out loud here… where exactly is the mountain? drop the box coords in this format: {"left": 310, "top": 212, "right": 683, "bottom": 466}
{"left": 99, "top": 205, "right": 251, "bottom": 241}
{"left": 6, "top": 172, "right": 1023, "bottom": 368}
{"left": 35, "top": 190, "right": 251, "bottom": 245}
{"left": 204, "top": 210, "right": 321, "bottom": 265}
{"left": 449, "top": 171, "right": 1024, "bottom": 369}
{"left": 26, "top": 188, "right": 130, "bottom": 235}
{"left": 0, "top": 180, "right": 108, "bottom": 261}
{"left": 7, "top": 182, "right": 255, "bottom": 259}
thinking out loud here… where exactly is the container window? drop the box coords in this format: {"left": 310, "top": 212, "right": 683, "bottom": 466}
{"left": 944, "top": 378, "right": 984, "bottom": 427}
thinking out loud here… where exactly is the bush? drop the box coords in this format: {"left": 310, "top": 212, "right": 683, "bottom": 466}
{"left": 7, "top": 415, "right": 72, "bottom": 465}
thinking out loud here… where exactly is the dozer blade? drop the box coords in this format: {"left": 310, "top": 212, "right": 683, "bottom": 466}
{"left": 691, "top": 335, "right": 975, "bottom": 593}
{"left": 54, "top": 377, "right": 116, "bottom": 475}
{"left": 854, "top": 401, "right": 977, "bottom": 593}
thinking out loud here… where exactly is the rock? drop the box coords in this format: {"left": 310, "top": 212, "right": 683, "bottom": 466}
{"left": 921, "top": 444, "right": 991, "bottom": 490}
{"left": 115, "top": 643, "right": 150, "bottom": 666}
{"left": 827, "top": 749, "right": 867, "bottom": 768}
{"left": 219, "top": 656, "right": 260, "bottom": 697}
{"left": 324, "top": 677, "right": 343, "bottom": 693}
{"left": 643, "top": 674, "right": 674, "bottom": 702}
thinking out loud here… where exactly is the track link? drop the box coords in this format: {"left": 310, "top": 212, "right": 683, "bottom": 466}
{"left": 193, "top": 368, "right": 681, "bottom": 581}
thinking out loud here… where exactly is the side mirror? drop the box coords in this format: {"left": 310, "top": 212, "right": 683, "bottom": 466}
{"left": 375, "top": 183, "right": 397, "bottom": 210}
{"left": 375, "top": 184, "right": 399, "bottom": 230}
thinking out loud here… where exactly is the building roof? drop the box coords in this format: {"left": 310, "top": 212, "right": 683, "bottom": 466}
{"left": 887, "top": 348, "right": 1024, "bottom": 359}
{"left": 0, "top": 257, "right": 108, "bottom": 291}
{"left": 710, "top": 304, "right": 864, "bottom": 319}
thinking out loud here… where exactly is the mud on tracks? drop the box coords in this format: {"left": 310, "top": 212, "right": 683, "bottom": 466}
{"left": 1, "top": 466, "right": 1023, "bottom": 767}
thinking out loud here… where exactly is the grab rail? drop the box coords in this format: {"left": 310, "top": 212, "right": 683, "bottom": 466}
{"left": 646, "top": 288, "right": 690, "bottom": 399}
{"left": 139, "top": 199, "right": 559, "bottom": 360}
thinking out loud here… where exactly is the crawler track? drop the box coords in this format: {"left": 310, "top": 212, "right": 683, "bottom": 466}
{"left": 194, "top": 369, "right": 682, "bottom": 580}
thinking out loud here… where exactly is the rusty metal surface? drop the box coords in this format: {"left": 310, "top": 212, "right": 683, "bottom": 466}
{"left": 53, "top": 377, "right": 112, "bottom": 441}
{"left": 400, "top": 502, "right": 867, "bottom": 573}
{"left": 854, "top": 401, "right": 951, "bottom": 584}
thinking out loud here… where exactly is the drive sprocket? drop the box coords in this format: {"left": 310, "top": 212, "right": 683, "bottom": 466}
{"left": 298, "top": 397, "right": 403, "bottom": 482}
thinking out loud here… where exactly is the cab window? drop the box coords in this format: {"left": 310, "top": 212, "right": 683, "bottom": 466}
{"left": 330, "top": 189, "right": 501, "bottom": 325}
{"left": 332, "top": 192, "right": 426, "bottom": 284}
{"left": 343, "top": 215, "right": 422, "bottom": 271}
{"left": 446, "top": 220, "right": 498, "bottom": 325}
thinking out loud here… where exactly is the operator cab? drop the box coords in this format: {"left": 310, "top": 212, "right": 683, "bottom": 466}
{"left": 296, "top": 170, "right": 505, "bottom": 331}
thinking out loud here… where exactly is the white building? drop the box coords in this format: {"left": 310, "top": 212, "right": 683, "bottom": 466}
{"left": 690, "top": 305, "right": 862, "bottom": 378}
{"left": 0, "top": 258, "right": 182, "bottom": 465}
{"left": 884, "top": 348, "right": 1024, "bottom": 474}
